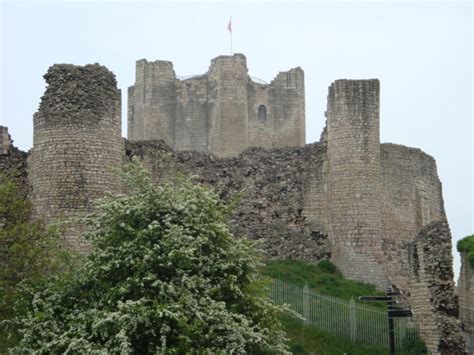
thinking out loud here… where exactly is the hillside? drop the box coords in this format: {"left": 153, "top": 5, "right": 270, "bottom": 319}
{"left": 262, "top": 259, "right": 427, "bottom": 355}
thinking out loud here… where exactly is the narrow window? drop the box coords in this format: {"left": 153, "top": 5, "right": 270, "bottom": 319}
{"left": 258, "top": 105, "right": 267, "bottom": 123}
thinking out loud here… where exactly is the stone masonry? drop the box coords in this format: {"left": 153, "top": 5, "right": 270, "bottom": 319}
{"left": 29, "top": 64, "right": 123, "bottom": 253}
{"left": 458, "top": 253, "right": 474, "bottom": 353}
{"left": 0, "top": 55, "right": 463, "bottom": 351}
{"left": 325, "top": 79, "right": 388, "bottom": 287}
{"left": 128, "top": 54, "right": 305, "bottom": 157}
{"left": 408, "top": 221, "right": 466, "bottom": 354}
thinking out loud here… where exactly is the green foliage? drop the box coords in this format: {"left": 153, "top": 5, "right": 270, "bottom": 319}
{"left": 316, "top": 259, "right": 337, "bottom": 274}
{"left": 262, "top": 259, "right": 383, "bottom": 302}
{"left": 0, "top": 174, "right": 60, "bottom": 352}
{"left": 0, "top": 174, "right": 59, "bottom": 285}
{"left": 457, "top": 235, "right": 474, "bottom": 269}
{"left": 398, "top": 330, "right": 428, "bottom": 354}
{"left": 7, "top": 158, "right": 290, "bottom": 354}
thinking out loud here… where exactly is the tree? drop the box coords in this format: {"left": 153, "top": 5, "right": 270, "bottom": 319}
{"left": 0, "top": 174, "right": 59, "bottom": 351}
{"left": 7, "top": 159, "right": 290, "bottom": 354}
{"left": 457, "top": 234, "right": 474, "bottom": 269}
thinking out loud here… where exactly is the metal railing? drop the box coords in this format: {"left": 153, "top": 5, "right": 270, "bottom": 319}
{"left": 262, "top": 276, "right": 421, "bottom": 349}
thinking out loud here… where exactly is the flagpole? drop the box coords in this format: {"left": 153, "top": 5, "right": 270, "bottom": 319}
{"left": 230, "top": 16, "right": 233, "bottom": 55}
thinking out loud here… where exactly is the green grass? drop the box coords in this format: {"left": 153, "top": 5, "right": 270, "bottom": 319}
{"left": 282, "top": 316, "right": 426, "bottom": 355}
{"left": 281, "top": 316, "right": 387, "bottom": 355}
{"left": 262, "top": 259, "right": 384, "bottom": 304}
{"left": 262, "top": 259, "right": 427, "bottom": 354}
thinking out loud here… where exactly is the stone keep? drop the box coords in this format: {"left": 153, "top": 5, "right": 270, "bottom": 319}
{"left": 29, "top": 64, "right": 123, "bottom": 252}
{"left": 127, "top": 54, "right": 305, "bottom": 157}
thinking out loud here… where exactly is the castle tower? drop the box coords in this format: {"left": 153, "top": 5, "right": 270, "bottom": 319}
{"left": 128, "top": 59, "right": 177, "bottom": 144}
{"left": 30, "top": 64, "right": 123, "bottom": 252}
{"left": 326, "top": 79, "right": 388, "bottom": 288}
{"left": 269, "top": 68, "right": 306, "bottom": 148}
{"left": 207, "top": 54, "right": 249, "bottom": 157}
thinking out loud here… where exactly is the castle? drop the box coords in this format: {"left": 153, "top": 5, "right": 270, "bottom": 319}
{"left": 0, "top": 54, "right": 470, "bottom": 354}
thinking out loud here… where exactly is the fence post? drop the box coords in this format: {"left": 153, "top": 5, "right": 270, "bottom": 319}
{"left": 350, "top": 297, "right": 357, "bottom": 343}
{"left": 303, "top": 283, "right": 310, "bottom": 325}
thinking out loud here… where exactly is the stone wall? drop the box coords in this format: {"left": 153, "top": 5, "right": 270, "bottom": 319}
{"left": 247, "top": 81, "right": 273, "bottom": 149}
{"left": 409, "top": 221, "right": 466, "bottom": 354}
{"left": 207, "top": 54, "right": 249, "bottom": 157}
{"left": 174, "top": 75, "right": 209, "bottom": 152}
{"left": 30, "top": 64, "right": 123, "bottom": 253}
{"left": 325, "top": 79, "right": 388, "bottom": 288}
{"left": 458, "top": 253, "right": 474, "bottom": 353}
{"left": 0, "top": 126, "right": 12, "bottom": 155}
{"left": 127, "top": 54, "right": 306, "bottom": 157}
{"left": 0, "top": 128, "right": 29, "bottom": 199}
{"left": 128, "top": 59, "right": 177, "bottom": 144}
{"left": 125, "top": 139, "right": 330, "bottom": 261}
{"left": 269, "top": 68, "right": 306, "bottom": 148}
{"left": 380, "top": 143, "right": 446, "bottom": 290}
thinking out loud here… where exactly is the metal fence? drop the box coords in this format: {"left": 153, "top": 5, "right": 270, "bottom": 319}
{"left": 262, "top": 276, "right": 421, "bottom": 350}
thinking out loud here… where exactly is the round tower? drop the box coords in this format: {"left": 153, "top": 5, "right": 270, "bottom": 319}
{"left": 326, "top": 79, "right": 388, "bottom": 288}
{"left": 31, "top": 64, "right": 123, "bottom": 253}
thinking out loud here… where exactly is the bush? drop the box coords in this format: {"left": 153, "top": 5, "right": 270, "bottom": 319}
{"left": 317, "top": 260, "right": 337, "bottom": 274}
{"left": 7, "top": 159, "right": 290, "bottom": 354}
{"left": 457, "top": 235, "right": 474, "bottom": 269}
{"left": 0, "top": 174, "right": 59, "bottom": 285}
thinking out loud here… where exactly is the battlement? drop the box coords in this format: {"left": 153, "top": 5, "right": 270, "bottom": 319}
{"left": 128, "top": 54, "right": 305, "bottom": 157}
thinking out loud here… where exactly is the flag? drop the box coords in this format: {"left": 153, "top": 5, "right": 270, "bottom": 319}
{"left": 227, "top": 17, "right": 232, "bottom": 33}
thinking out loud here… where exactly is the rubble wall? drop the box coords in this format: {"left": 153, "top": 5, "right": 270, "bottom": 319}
{"left": 125, "top": 140, "right": 330, "bottom": 262}
{"left": 0, "top": 127, "right": 29, "bottom": 198}
{"left": 409, "top": 221, "right": 466, "bottom": 354}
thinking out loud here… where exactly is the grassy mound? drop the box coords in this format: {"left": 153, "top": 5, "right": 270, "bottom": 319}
{"left": 262, "top": 259, "right": 383, "bottom": 302}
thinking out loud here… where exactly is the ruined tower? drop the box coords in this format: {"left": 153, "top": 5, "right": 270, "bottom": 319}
{"left": 127, "top": 54, "right": 305, "bottom": 157}
{"left": 30, "top": 64, "right": 123, "bottom": 252}
{"left": 325, "top": 79, "right": 388, "bottom": 288}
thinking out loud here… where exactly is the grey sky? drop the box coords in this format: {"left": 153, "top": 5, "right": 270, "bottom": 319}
{"left": 1, "top": 0, "right": 472, "bottom": 278}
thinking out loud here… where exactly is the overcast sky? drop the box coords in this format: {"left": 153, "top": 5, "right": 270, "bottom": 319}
{"left": 1, "top": 0, "right": 472, "bottom": 278}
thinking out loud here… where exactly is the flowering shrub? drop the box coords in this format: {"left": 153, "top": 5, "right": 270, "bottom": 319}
{"left": 7, "top": 159, "right": 289, "bottom": 354}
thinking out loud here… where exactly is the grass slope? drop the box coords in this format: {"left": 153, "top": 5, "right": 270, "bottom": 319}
{"left": 262, "top": 259, "right": 427, "bottom": 355}
{"left": 262, "top": 259, "right": 383, "bottom": 302}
